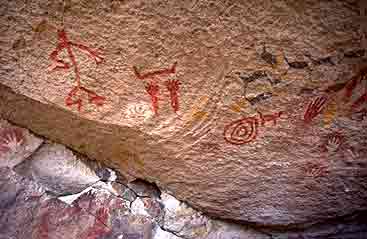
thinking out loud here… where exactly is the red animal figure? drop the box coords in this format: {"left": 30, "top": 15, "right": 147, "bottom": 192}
{"left": 0, "top": 127, "right": 24, "bottom": 154}
{"left": 133, "top": 62, "right": 179, "bottom": 115}
{"left": 223, "top": 111, "right": 283, "bottom": 145}
{"left": 48, "top": 29, "right": 105, "bottom": 112}
{"left": 303, "top": 96, "right": 328, "bottom": 123}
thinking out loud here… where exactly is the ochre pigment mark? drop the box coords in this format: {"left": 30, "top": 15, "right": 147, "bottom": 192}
{"left": 0, "top": 127, "right": 24, "bottom": 154}
{"left": 223, "top": 111, "right": 283, "bottom": 145}
{"left": 48, "top": 29, "right": 105, "bottom": 112}
{"left": 133, "top": 62, "right": 179, "bottom": 115}
{"left": 303, "top": 96, "right": 328, "bottom": 123}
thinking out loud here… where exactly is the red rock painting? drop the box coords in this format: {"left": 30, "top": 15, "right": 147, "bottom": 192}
{"left": 303, "top": 96, "right": 328, "bottom": 123}
{"left": 48, "top": 29, "right": 105, "bottom": 112}
{"left": 133, "top": 62, "right": 179, "bottom": 115}
{"left": 0, "top": 127, "right": 24, "bottom": 154}
{"left": 223, "top": 111, "right": 283, "bottom": 145}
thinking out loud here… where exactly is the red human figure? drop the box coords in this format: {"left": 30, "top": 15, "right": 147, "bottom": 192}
{"left": 133, "top": 62, "right": 178, "bottom": 115}
{"left": 303, "top": 96, "right": 328, "bottom": 123}
{"left": 166, "top": 79, "right": 180, "bottom": 113}
{"left": 145, "top": 82, "right": 160, "bottom": 115}
{"left": 48, "top": 29, "right": 105, "bottom": 112}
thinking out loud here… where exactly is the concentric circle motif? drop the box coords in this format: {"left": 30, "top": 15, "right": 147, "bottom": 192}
{"left": 223, "top": 117, "right": 259, "bottom": 145}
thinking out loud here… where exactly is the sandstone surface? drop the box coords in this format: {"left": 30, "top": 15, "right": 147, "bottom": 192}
{"left": 0, "top": 0, "right": 367, "bottom": 227}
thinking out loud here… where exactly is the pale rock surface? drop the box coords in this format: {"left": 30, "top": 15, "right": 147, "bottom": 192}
{"left": 14, "top": 143, "right": 100, "bottom": 195}
{"left": 159, "top": 192, "right": 271, "bottom": 239}
{"left": 0, "top": 0, "right": 367, "bottom": 227}
{"left": 160, "top": 192, "right": 210, "bottom": 238}
{"left": 0, "top": 120, "right": 43, "bottom": 168}
{"left": 204, "top": 221, "right": 271, "bottom": 239}
{"left": 153, "top": 227, "right": 181, "bottom": 239}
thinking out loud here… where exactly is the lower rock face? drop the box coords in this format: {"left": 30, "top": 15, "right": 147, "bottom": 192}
{"left": 14, "top": 143, "right": 100, "bottom": 195}
{"left": 0, "top": 120, "right": 366, "bottom": 239}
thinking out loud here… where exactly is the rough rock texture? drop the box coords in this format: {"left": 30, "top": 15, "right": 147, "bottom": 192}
{"left": 1, "top": 0, "right": 367, "bottom": 227}
{"left": 14, "top": 143, "right": 100, "bottom": 195}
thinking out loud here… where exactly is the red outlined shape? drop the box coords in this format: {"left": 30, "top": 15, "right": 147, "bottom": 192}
{"left": 48, "top": 29, "right": 105, "bottom": 112}
{"left": 223, "top": 111, "right": 283, "bottom": 145}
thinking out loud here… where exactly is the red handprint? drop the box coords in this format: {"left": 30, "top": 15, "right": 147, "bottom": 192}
{"left": 304, "top": 162, "right": 328, "bottom": 178}
{"left": 303, "top": 96, "right": 328, "bottom": 123}
{"left": 0, "top": 127, "right": 24, "bottom": 154}
{"left": 324, "top": 133, "right": 343, "bottom": 153}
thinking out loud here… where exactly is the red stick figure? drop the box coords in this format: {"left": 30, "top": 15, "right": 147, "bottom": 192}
{"left": 223, "top": 111, "right": 283, "bottom": 145}
{"left": 48, "top": 29, "right": 105, "bottom": 112}
{"left": 133, "top": 62, "right": 179, "bottom": 115}
{"left": 303, "top": 96, "right": 328, "bottom": 123}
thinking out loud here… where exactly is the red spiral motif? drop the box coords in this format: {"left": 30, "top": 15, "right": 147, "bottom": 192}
{"left": 223, "top": 117, "right": 259, "bottom": 145}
